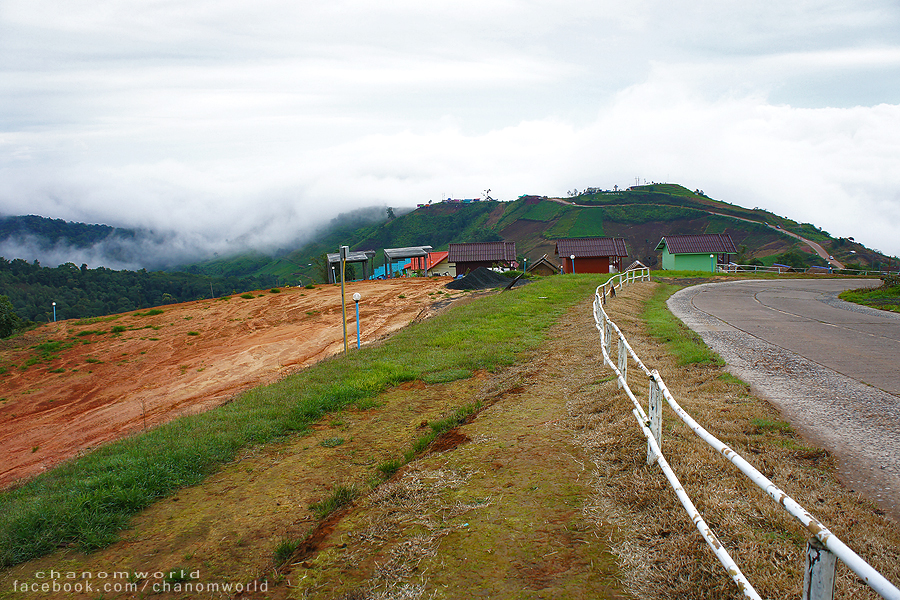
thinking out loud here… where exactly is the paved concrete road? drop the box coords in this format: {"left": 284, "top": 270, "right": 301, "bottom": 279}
{"left": 669, "top": 278, "right": 900, "bottom": 519}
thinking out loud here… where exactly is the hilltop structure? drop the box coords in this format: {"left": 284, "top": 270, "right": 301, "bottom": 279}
{"left": 382, "top": 246, "right": 433, "bottom": 279}
{"left": 526, "top": 254, "right": 560, "bottom": 277}
{"left": 554, "top": 237, "right": 628, "bottom": 274}
{"left": 448, "top": 241, "right": 517, "bottom": 275}
{"left": 325, "top": 250, "right": 376, "bottom": 283}
{"left": 404, "top": 251, "right": 454, "bottom": 277}
{"left": 655, "top": 234, "right": 737, "bottom": 272}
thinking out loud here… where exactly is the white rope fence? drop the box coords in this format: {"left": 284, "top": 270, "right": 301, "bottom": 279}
{"left": 593, "top": 268, "right": 900, "bottom": 600}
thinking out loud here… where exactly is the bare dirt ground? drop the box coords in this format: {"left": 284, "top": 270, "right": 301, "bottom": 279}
{"left": 1, "top": 281, "right": 898, "bottom": 600}
{"left": 0, "top": 278, "right": 456, "bottom": 489}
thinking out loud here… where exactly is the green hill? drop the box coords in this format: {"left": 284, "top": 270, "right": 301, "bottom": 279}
{"left": 182, "top": 184, "right": 893, "bottom": 283}
{"left": 4, "top": 184, "right": 891, "bottom": 325}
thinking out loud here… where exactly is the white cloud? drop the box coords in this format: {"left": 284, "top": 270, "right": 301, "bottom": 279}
{"left": 1, "top": 0, "right": 900, "bottom": 264}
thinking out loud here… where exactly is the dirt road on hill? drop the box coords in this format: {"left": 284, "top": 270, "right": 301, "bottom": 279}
{"left": 0, "top": 278, "right": 457, "bottom": 489}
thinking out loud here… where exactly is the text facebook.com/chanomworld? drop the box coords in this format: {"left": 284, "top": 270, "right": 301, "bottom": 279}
{"left": 11, "top": 569, "right": 268, "bottom": 595}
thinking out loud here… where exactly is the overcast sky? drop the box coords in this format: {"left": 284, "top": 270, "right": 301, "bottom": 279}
{"left": 1, "top": 0, "right": 899, "bottom": 262}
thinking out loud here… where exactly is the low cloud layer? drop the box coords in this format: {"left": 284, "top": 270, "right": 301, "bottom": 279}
{"left": 2, "top": 0, "right": 899, "bottom": 265}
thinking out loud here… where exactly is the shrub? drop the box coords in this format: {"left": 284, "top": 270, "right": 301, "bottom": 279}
{"left": 377, "top": 458, "right": 403, "bottom": 478}
{"left": 309, "top": 485, "right": 358, "bottom": 520}
{"left": 274, "top": 538, "right": 301, "bottom": 564}
{"left": 880, "top": 273, "right": 900, "bottom": 288}
{"left": 0, "top": 295, "right": 22, "bottom": 338}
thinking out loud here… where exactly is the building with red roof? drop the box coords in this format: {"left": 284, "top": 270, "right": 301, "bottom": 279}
{"left": 554, "top": 237, "right": 628, "bottom": 274}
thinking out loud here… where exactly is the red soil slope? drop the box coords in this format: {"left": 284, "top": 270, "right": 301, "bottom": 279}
{"left": 0, "top": 278, "right": 453, "bottom": 488}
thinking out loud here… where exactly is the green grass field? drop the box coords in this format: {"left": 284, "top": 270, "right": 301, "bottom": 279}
{"left": 0, "top": 274, "right": 608, "bottom": 568}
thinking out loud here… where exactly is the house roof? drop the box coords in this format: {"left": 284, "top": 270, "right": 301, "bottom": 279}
{"left": 403, "top": 251, "right": 449, "bottom": 271}
{"left": 526, "top": 254, "right": 560, "bottom": 273}
{"left": 448, "top": 241, "right": 516, "bottom": 263}
{"left": 422, "top": 251, "right": 449, "bottom": 270}
{"left": 654, "top": 234, "right": 737, "bottom": 254}
{"left": 326, "top": 250, "right": 376, "bottom": 264}
{"left": 384, "top": 246, "right": 433, "bottom": 261}
{"left": 554, "top": 237, "right": 628, "bottom": 258}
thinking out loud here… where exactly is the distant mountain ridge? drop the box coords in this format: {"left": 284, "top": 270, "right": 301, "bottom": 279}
{"left": 2, "top": 185, "right": 894, "bottom": 290}
{"left": 211, "top": 183, "right": 889, "bottom": 283}
{"left": 0, "top": 215, "right": 137, "bottom": 249}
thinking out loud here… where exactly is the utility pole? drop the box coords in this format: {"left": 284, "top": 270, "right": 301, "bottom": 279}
{"left": 353, "top": 292, "right": 362, "bottom": 349}
{"left": 340, "top": 246, "right": 349, "bottom": 354}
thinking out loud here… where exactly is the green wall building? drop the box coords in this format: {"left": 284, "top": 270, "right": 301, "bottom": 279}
{"left": 655, "top": 234, "right": 737, "bottom": 272}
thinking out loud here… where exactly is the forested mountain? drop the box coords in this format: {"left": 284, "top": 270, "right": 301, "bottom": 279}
{"left": 1, "top": 184, "right": 895, "bottom": 328}
{"left": 0, "top": 258, "right": 277, "bottom": 323}
{"left": 0, "top": 215, "right": 136, "bottom": 248}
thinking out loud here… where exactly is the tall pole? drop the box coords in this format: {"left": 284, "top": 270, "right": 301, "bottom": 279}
{"left": 570, "top": 254, "right": 576, "bottom": 274}
{"left": 52, "top": 302, "right": 56, "bottom": 322}
{"left": 353, "top": 293, "right": 361, "bottom": 349}
{"left": 340, "top": 246, "right": 349, "bottom": 354}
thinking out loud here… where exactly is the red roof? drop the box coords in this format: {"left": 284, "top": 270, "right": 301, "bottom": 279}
{"left": 554, "top": 237, "right": 628, "bottom": 258}
{"left": 448, "top": 241, "right": 516, "bottom": 263}
{"left": 655, "top": 234, "right": 737, "bottom": 254}
{"left": 425, "top": 251, "right": 449, "bottom": 270}
{"left": 403, "top": 251, "right": 449, "bottom": 271}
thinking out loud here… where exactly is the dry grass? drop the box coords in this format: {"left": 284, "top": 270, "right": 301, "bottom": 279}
{"left": 298, "top": 466, "right": 492, "bottom": 599}
{"left": 569, "top": 282, "right": 900, "bottom": 599}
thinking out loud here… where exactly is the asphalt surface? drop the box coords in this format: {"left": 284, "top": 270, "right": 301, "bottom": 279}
{"left": 668, "top": 278, "right": 900, "bottom": 519}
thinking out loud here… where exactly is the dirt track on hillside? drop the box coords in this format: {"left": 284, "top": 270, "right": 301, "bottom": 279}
{"left": 0, "top": 278, "right": 456, "bottom": 489}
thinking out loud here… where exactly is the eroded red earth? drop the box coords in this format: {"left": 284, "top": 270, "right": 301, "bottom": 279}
{"left": 0, "top": 278, "right": 454, "bottom": 489}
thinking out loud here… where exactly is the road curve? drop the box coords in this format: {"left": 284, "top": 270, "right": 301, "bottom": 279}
{"left": 668, "top": 278, "right": 900, "bottom": 519}
{"left": 767, "top": 225, "right": 845, "bottom": 269}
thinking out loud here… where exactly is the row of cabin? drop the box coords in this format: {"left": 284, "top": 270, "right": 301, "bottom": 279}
{"left": 398, "top": 234, "right": 736, "bottom": 277}
{"left": 330, "top": 234, "right": 737, "bottom": 282}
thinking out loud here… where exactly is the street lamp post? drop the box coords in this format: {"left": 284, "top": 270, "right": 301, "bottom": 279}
{"left": 570, "top": 254, "right": 576, "bottom": 274}
{"left": 52, "top": 302, "right": 56, "bottom": 322}
{"left": 353, "top": 292, "right": 361, "bottom": 349}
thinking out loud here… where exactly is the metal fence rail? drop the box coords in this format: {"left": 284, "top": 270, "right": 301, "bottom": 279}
{"left": 718, "top": 263, "right": 899, "bottom": 277}
{"left": 592, "top": 268, "right": 900, "bottom": 600}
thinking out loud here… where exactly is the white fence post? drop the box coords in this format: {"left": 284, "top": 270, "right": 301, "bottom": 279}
{"left": 592, "top": 269, "right": 900, "bottom": 600}
{"left": 647, "top": 373, "right": 662, "bottom": 465}
{"left": 803, "top": 537, "right": 837, "bottom": 600}
{"left": 603, "top": 317, "right": 612, "bottom": 356}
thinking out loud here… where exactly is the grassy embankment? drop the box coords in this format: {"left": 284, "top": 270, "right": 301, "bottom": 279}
{"left": 0, "top": 275, "right": 606, "bottom": 568}
{"left": 643, "top": 280, "right": 723, "bottom": 366}
{"left": 627, "top": 275, "right": 899, "bottom": 599}
{"left": 840, "top": 274, "right": 900, "bottom": 313}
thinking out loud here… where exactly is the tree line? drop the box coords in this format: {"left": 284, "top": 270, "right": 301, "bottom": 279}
{"left": 0, "top": 257, "right": 278, "bottom": 327}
